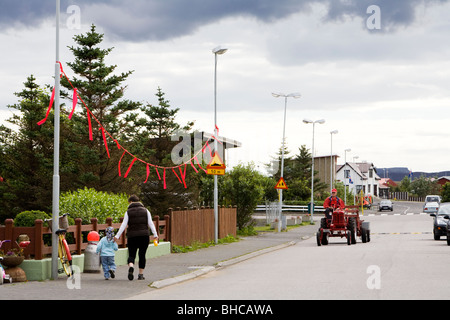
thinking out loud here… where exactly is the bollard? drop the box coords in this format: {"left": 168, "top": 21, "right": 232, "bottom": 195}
{"left": 84, "top": 231, "right": 100, "bottom": 273}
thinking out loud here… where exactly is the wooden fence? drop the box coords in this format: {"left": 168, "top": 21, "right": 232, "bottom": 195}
{"left": 388, "top": 192, "right": 424, "bottom": 202}
{"left": 0, "top": 206, "right": 237, "bottom": 258}
{"left": 0, "top": 215, "right": 169, "bottom": 260}
{"left": 169, "top": 206, "right": 237, "bottom": 246}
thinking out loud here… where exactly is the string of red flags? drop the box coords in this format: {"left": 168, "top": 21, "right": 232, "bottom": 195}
{"left": 37, "top": 61, "right": 223, "bottom": 189}
{"left": 37, "top": 87, "right": 55, "bottom": 126}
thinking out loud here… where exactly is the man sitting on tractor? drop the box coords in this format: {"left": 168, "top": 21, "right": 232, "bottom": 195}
{"left": 323, "top": 188, "right": 346, "bottom": 223}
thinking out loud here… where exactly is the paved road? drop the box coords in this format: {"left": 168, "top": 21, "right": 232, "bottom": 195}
{"left": 370, "top": 199, "right": 423, "bottom": 215}
{"left": 131, "top": 212, "right": 446, "bottom": 300}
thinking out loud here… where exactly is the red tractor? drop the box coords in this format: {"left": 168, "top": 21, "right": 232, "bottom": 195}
{"left": 316, "top": 205, "right": 370, "bottom": 246}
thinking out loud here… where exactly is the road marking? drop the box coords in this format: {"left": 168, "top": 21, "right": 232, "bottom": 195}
{"left": 371, "top": 232, "right": 432, "bottom": 235}
{"left": 365, "top": 212, "right": 428, "bottom": 217}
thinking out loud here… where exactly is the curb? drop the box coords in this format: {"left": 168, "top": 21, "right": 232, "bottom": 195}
{"left": 149, "top": 240, "right": 297, "bottom": 289}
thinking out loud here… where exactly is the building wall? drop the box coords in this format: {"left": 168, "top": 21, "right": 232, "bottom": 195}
{"left": 314, "top": 155, "right": 339, "bottom": 191}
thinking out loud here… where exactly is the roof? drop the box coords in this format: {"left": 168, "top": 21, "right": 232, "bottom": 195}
{"left": 336, "top": 162, "right": 365, "bottom": 179}
{"left": 379, "top": 178, "right": 398, "bottom": 187}
{"left": 337, "top": 162, "right": 381, "bottom": 181}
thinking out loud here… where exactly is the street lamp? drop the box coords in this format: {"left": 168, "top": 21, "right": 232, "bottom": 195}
{"left": 303, "top": 118, "right": 325, "bottom": 224}
{"left": 272, "top": 92, "right": 301, "bottom": 232}
{"left": 330, "top": 130, "right": 338, "bottom": 194}
{"left": 212, "top": 45, "right": 227, "bottom": 244}
{"left": 51, "top": 0, "right": 61, "bottom": 280}
{"left": 344, "top": 148, "right": 351, "bottom": 204}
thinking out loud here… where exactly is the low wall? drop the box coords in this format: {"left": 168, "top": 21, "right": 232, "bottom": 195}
{"left": 19, "top": 241, "right": 171, "bottom": 281}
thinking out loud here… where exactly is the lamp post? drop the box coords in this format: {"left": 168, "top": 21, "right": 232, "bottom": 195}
{"left": 51, "top": 0, "right": 61, "bottom": 280}
{"left": 272, "top": 93, "right": 301, "bottom": 232}
{"left": 330, "top": 130, "right": 338, "bottom": 194}
{"left": 212, "top": 46, "right": 227, "bottom": 244}
{"left": 303, "top": 119, "right": 325, "bottom": 224}
{"left": 344, "top": 148, "right": 351, "bottom": 204}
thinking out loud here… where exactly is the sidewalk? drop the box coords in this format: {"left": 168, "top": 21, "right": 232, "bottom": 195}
{"left": 0, "top": 221, "right": 318, "bottom": 300}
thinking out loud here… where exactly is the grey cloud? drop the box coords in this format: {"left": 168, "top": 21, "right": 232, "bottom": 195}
{"left": 0, "top": 0, "right": 448, "bottom": 40}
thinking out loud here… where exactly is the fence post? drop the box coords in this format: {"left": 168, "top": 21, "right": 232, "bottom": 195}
{"left": 106, "top": 217, "right": 113, "bottom": 226}
{"left": 34, "top": 219, "right": 43, "bottom": 260}
{"left": 91, "top": 218, "right": 98, "bottom": 232}
{"left": 168, "top": 208, "right": 173, "bottom": 244}
{"left": 75, "top": 218, "right": 82, "bottom": 255}
{"left": 4, "top": 219, "right": 13, "bottom": 252}
{"left": 164, "top": 215, "right": 170, "bottom": 242}
{"left": 154, "top": 216, "right": 160, "bottom": 237}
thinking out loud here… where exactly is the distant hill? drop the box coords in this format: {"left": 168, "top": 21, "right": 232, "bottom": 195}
{"left": 376, "top": 167, "right": 450, "bottom": 182}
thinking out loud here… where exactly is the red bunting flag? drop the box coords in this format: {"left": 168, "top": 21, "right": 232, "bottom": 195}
{"left": 87, "top": 109, "right": 93, "bottom": 141}
{"left": 69, "top": 88, "right": 77, "bottom": 120}
{"left": 37, "top": 87, "right": 55, "bottom": 125}
{"left": 163, "top": 168, "right": 167, "bottom": 189}
{"left": 118, "top": 151, "right": 126, "bottom": 177}
{"left": 190, "top": 160, "right": 199, "bottom": 173}
{"left": 179, "top": 164, "right": 187, "bottom": 188}
{"left": 155, "top": 167, "right": 161, "bottom": 180}
{"left": 194, "top": 156, "right": 207, "bottom": 173}
{"left": 172, "top": 168, "right": 182, "bottom": 184}
{"left": 144, "top": 164, "right": 150, "bottom": 183}
{"left": 124, "top": 157, "right": 137, "bottom": 178}
{"left": 100, "top": 127, "right": 110, "bottom": 158}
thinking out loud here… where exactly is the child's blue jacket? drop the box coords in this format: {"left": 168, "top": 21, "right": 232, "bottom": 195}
{"left": 96, "top": 237, "right": 118, "bottom": 257}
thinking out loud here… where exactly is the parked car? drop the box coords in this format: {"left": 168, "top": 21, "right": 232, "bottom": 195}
{"left": 424, "top": 195, "right": 441, "bottom": 210}
{"left": 425, "top": 195, "right": 441, "bottom": 203}
{"left": 430, "top": 203, "right": 450, "bottom": 243}
{"left": 424, "top": 201, "right": 439, "bottom": 214}
{"left": 379, "top": 199, "right": 393, "bottom": 211}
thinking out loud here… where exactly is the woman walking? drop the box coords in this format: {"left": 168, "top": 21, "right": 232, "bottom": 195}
{"left": 115, "top": 195, "right": 158, "bottom": 280}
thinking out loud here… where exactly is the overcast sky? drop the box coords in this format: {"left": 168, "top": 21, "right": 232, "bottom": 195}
{"left": 1, "top": 0, "right": 450, "bottom": 175}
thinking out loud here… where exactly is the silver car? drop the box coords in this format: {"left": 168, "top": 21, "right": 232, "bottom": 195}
{"left": 424, "top": 201, "right": 439, "bottom": 214}
{"left": 379, "top": 200, "right": 393, "bottom": 211}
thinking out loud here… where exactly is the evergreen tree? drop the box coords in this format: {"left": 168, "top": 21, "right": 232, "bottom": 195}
{"left": 138, "top": 87, "right": 195, "bottom": 217}
{"left": 60, "top": 24, "right": 142, "bottom": 193}
{"left": 0, "top": 76, "right": 58, "bottom": 219}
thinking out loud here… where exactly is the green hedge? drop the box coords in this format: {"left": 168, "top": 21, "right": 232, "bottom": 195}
{"left": 59, "top": 187, "right": 129, "bottom": 224}
{"left": 13, "top": 210, "right": 51, "bottom": 227}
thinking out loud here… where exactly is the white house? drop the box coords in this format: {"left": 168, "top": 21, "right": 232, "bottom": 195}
{"left": 336, "top": 162, "right": 381, "bottom": 197}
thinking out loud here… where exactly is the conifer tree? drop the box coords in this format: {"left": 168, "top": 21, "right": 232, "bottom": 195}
{"left": 0, "top": 76, "right": 58, "bottom": 219}
{"left": 138, "top": 87, "right": 196, "bottom": 216}
{"left": 60, "top": 24, "right": 142, "bottom": 193}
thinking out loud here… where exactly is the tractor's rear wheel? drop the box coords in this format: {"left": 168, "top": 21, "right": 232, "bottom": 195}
{"left": 361, "top": 227, "right": 367, "bottom": 243}
{"left": 347, "top": 218, "right": 356, "bottom": 244}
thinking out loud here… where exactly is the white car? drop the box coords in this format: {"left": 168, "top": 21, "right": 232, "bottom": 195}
{"left": 425, "top": 195, "right": 441, "bottom": 204}
{"left": 379, "top": 200, "right": 393, "bottom": 211}
{"left": 424, "top": 201, "right": 439, "bottom": 214}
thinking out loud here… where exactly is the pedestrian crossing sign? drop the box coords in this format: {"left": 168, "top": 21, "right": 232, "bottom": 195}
{"left": 274, "top": 177, "right": 288, "bottom": 190}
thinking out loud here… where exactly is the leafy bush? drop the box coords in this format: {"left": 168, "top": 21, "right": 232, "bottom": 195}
{"left": 14, "top": 210, "right": 51, "bottom": 227}
{"left": 59, "top": 187, "right": 129, "bottom": 224}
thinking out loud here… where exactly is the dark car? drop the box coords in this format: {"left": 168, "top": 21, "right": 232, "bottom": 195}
{"left": 379, "top": 199, "right": 393, "bottom": 211}
{"left": 430, "top": 203, "right": 450, "bottom": 242}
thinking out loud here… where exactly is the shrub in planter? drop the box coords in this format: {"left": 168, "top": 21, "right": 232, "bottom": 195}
{"left": 13, "top": 210, "right": 51, "bottom": 227}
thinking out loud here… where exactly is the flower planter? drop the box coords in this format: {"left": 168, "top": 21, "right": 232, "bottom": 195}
{"left": 2, "top": 256, "right": 24, "bottom": 268}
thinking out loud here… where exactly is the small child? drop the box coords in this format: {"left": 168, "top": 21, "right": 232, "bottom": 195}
{"left": 96, "top": 227, "right": 118, "bottom": 280}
